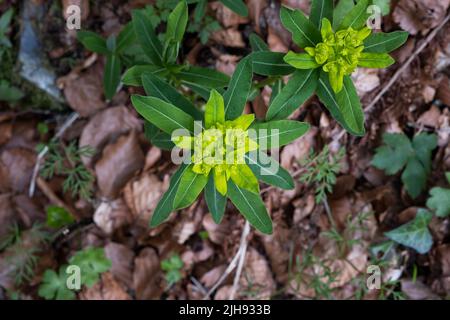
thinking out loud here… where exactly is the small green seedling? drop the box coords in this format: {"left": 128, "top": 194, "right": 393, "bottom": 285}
{"left": 250, "top": 0, "right": 408, "bottom": 136}
{"left": 46, "top": 206, "right": 75, "bottom": 229}
{"left": 426, "top": 172, "right": 450, "bottom": 217}
{"left": 132, "top": 56, "right": 310, "bottom": 234}
{"left": 371, "top": 132, "right": 437, "bottom": 199}
{"left": 38, "top": 247, "right": 111, "bottom": 300}
{"left": 161, "top": 253, "right": 184, "bottom": 287}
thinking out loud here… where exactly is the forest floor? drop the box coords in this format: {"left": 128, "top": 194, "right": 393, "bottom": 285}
{"left": 0, "top": 0, "right": 449, "bottom": 300}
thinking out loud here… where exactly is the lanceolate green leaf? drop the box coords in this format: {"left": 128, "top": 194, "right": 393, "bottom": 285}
{"left": 178, "top": 66, "right": 230, "bottom": 89}
{"left": 219, "top": 0, "right": 249, "bottom": 17}
{"left": 173, "top": 165, "right": 209, "bottom": 210}
{"left": 310, "top": 0, "right": 334, "bottom": 29}
{"left": 131, "top": 95, "right": 195, "bottom": 134}
{"left": 132, "top": 10, "right": 163, "bottom": 66}
{"left": 251, "top": 51, "right": 295, "bottom": 76}
{"left": 266, "top": 69, "right": 319, "bottom": 121}
{"left": 358, "top": 53, "right": 395, "bottom": 68}
{"left": 284, "top": 51, "right": 320, "bottom": 69}
{"left": 122, "top": 65, "right": 168, "bottom": 86}
{"left": 205, "top": 175, "right": 227, "bottom": 224}
{"left": 224, "top": 56, "right": 253, "bottom": 120}
{"left": 280, "top": 6, "right": 322, "bottom": 48}
{"left": 165, "top": 0, "right": 188, "bottom": 44}
{"left": 151, "top": 164, "right": 189, "bottom": 227}
{"left": 152, "top": 131, "right": 175, "bottom": 150}
{"left": 77, "top": 31, "right": 108, "bottom": 55}
{"left": 141, "top": 73, "right": 202, "bottom": 120}
{"left": 245, "top": 152, "right": 295, "bottom": 190}
{"left": 104, "top": 54, "right": 121, "bottom": 100}
{"left": 116, "top": 22, "right": 135, "bottom": 54}
{"left": 250, "top": 120, "right": 310, "bottom": 150}
{"left": 335, "top": 76, "right": 365, "bottom": 136}
{"left": 205, "top": 89, "right": 225, "bottom": 128}
{"left": 333, "top": 0, "right": 355, "bottom": 30}
{"left": 385, "top": 209, "right": 433, "bottom": 254}
{"left": 363, "top": 31, "right": 409, "bottom": 53}
{"left": 227, "top": 182, "right": 272, "bottom": 234}
{"left": 317, "top": 72, "right": 365, "bottom": 136}
{"left": 249, "top": 33, "right": 269, "bottom": 52}
{"left": 338, "top": 0, "right": 370, "bottom": 30}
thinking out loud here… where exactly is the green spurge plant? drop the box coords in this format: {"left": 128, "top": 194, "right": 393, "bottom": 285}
{"left": 131, "top": 57, "right": 310, "bottom": 234}
{"left": 250, "top": 0, "right": 408, "bottom": 136}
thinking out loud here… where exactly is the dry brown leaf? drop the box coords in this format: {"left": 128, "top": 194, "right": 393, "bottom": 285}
{"left": 211, "top": 29, "right": 245, "bottom": 47}
{"left": 418, "top": 104, "right": 441, "bottom": 127}
{"left": 104, "top": 242, "right": 134, "bottom": 288}
{"left": 281, "top": 126, "right": 318, "bottom": 170}
{"left": 95, "top": 132, "right": 145, "bottom": 199}
{"left": 0, "top": 147, "right": 36, "bottom": 193}
{"left": 247, "top": 0, "right": 268, "bottom": 34}
{"left": 63, "top": 63, "right": 106, "bottom": 117}
{"left": 79, "top": 106, "right": 142, "bottom": 167}
{"left": 123, "top": 173, "right": 165, "bottom": 227}
{"left": 281, "top": 0, "right": 310, "bottom": 12}
{"left": 202, "top": 214, "right": 230, "bottom": 245}
{"left": 211, "top": 1, "right": 249, "bottom": 27}
{"left": 133, "top": 248, "right": 163, "bottom": 300}
{"left": 94, "top": 199, "right": 133, "bottom": 235}
{"left": 0, "top": 122, "right": 12, "bottom": 147}
{"left": 352, "top": 68, "right": 380, "bottom": 97}
{"left": 200, "top": 265, "right": 227, "bottom": 288}
{"left": 80, "top": 272, "right": 131, "bottom": 300}
{"left": 144, "top": 147, "right": 161, "bottom": 171}
{"left": 393, "top": 0, "right": 450, "bottom": 35}
{"left": 215, "top": 54, "right": 240, "bottom": 76}
{"left": 401, "top": 279, "right": 441, "bottom": 300}
{"left": 0, "top": 194, "right": 17, "bottom": 241}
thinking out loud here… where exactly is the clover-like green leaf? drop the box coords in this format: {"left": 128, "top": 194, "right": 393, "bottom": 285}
{"left": 371, "top": 133, "right": 414, "bottom": 175}
{"left": 385, "top": 209, "right": 433, "bottom": 254}
{"left": 46, "top": 206, "right": 75, "bottom": 229}
{"left": 427, "top": 187, "right": 450, "bottom": 217}
{"left": 68, "top": 248, "right": 112, "bottom": 287}
{"left": 38, "top": 266, "right": 76, "bottom": 300}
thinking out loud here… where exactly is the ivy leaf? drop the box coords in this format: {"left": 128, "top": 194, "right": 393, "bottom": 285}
{"left": 358, "top": 53, "right": 395, "bottom": 68}
{"left": 338, "top": 0, "right": 370, "bottom": 30}
{"left": 284, "top": 51, "right": 320, "bottom": 69}
{"left": 427, "top": 187, "right": 450, "bottom": 217}
{"left": 224, "top": 56, "right": 253, "bottom": 120}
{"left": 310, "top": 0, "right": 333, "bottom": 29}
{"left": 251, "top": 51, "right": 295, "bottom": 76}
{"left": 227, "top": 181, "right": 273, "bottom": 234}
{"left": 205, "top": 175, "right": 227, "bottom": 224}
{"left": 401, "top": 157, "right": 427, "bottom": 199}
{"left": 219, "top": 0, "right": 248, "bottom": 17}
{"left": 38, "top": 266, "right": 76, "bottom": 300}
{"left": 266, "top": 69, "right": 319, "bottom": 121}
{"left": 245, "top": 152, "right": 295, "bottom": 190}
{"left": 363, "top": 31, "right": 409, "bottom": 53}
{"left": 385, "top": 209, "right": 433, "bottom": 254}
{"left": 77, "top": 31, "right": 108, "bottom": 55}
{"left": 412, "top": 133, "right": 437, "bottom": 173}
{"left": 46, "top": 206, "right": 75, "bottom": 229}
{"left": 280, "top": 6, "right": 321, "bottom": 48}
{"left": 131, "top": 95, "right": 195, "bottom": 134}
{"left": 173, "top": 165, "right": 209, "bottom": 210}
{"left": 68, "top": 248, "right": 112, "bottom": 288}
{"left": 151, "top": 164, "right": 189, "bottom": 227}
{"left": 371, "top": 133, "right": 413, "bottom": 175}
{"left": 250, "top": 120, "right": 310, "bottom": 150}
{"left": 132, "top": 10, "right": 163, "bottom": 66}
{"left": 104, "top": 54, "right": 122, "bottom": 100}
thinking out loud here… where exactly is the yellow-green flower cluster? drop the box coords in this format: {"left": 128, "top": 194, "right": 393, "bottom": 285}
{"left": 305, "top": 18, "right": 371, "bottom": 93}
{"left": 172, "top": 90, "right": 259, "bottom": 196}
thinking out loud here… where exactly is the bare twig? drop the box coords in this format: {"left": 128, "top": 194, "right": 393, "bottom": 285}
{"left": 203, "top": 221, "right": 251, "bottom": 300}
{"left": 29, "top": 113, "right": 80, "bottom": 197}
{"left": 229, "top": 221, "right": 251, "bottom": 300}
